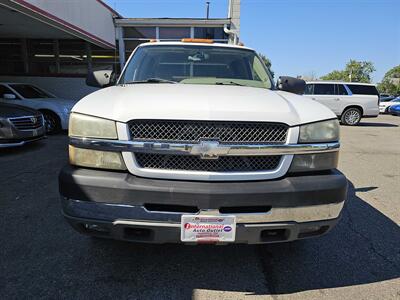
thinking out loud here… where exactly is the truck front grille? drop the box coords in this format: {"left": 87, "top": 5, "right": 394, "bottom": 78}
{"left": 128, "top": 120, "right": 288, "bottom": 144}
{"left": 135, "top": 153, "right": 282, "bottom": 172}
{"left": 9, "top": 115, "right": 43, "bottom": 130}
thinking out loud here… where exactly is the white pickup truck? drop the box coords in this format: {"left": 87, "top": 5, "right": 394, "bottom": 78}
{"left": 59, "top": 40, "right": 347, "bottom": 244}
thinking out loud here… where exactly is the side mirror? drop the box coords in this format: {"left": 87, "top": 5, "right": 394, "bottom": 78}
{"left": 3, "top": 93, "right": 17, "bottom": 100}
{"left": 86, "top": 70, "right": 116, "bottom": 88}
{"left": 277, "top": 76, "right": 306, "bottom": 95}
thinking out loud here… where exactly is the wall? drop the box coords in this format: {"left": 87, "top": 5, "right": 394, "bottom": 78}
{"left": 228, "top": 0, "right": 241, "bottom": 42}
{"left": 0, "top": 76, "right": 98, "bottom": 101}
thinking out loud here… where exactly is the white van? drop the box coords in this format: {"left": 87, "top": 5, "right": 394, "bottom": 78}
{"left": 304, "top": 81, "right": 379, "bottom": 125}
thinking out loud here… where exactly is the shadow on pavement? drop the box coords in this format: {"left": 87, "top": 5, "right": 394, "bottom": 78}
{"left": 257, "top": 181, "right": 400, "bottom": 295}
{"left": 357, "top": 122, "right": 398, "bottom": 127}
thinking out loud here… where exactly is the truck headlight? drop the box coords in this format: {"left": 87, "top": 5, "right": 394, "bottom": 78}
{"left": 68, "top": 113, "right": 125, "bottom": 170}
{"left": 299, "top": 119, "right": 339, "bottom": 143}
{"left": 292, "top": 119, "right": 340, "bottom": 172}
{"left": 69, "top": 113, "right": 117, "bottom": 139}
{"left": 69, "top": 145, "right": 126, "bottom": 170}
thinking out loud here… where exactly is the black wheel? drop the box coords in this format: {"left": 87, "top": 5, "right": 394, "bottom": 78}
{"left": 42, "top": 111, "right": 61, "bottom": 134}
{"left": 341, "top": 107, "right": 362, "bottom": 126}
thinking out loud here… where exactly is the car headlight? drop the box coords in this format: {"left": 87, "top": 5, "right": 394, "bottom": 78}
{"left": 69, "top": 145, "right": 126, "bottom": 170}
{"left": 299, "top": 119, "right": 339, "bottom": 143}
{"left": 69, "top": 113, "right": 117, "bottom": 139}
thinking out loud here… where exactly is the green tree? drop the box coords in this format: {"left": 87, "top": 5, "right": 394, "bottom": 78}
{"left": 320, "top": 60, "right": 375, "bottom": 83}
{"left": 377, "top": 65, "right": 400, "bottom": 95}
{"left": 259, "top": 53, "right": 274, "bottom": 79}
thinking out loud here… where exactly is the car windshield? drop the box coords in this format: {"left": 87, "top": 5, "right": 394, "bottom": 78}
{"left": 119, "top": 45, "right": 272, "bottom": 89}
{"left": 10, "top": 84, "right": 53, "bottom": 99}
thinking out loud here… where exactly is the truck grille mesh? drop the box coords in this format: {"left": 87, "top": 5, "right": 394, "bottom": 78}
{"left": 135, "top": 153, "right": 282, "bottom": 172}
{"left": 128, "top": 120, "right": 288, "bottom": 144}
{"left": 9, "top": 115, "right": 43, "bottom": 130}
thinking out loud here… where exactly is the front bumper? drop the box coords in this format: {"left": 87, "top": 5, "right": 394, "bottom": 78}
{"left": 0, "top": 119, "right": 46, "bottom": 148}
{"left": 59, "top": 166, "right": 348, "bottom": 244}
{"left": 0, "top": 136, "right": 45, "bottom": 148}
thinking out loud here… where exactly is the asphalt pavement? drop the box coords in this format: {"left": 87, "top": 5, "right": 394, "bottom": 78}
{"left": 0, "top": 115, "right": 399, "bottom": 300}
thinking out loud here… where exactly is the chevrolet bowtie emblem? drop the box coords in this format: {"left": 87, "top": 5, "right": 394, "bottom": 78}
{"left": 190, "top": 139, "right": 228, "bottom": 160}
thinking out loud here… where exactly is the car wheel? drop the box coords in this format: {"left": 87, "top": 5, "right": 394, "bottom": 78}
{"left": 341, "top": 108, "right": 362, "bottom": 126}
{"left": 42, "top": 111, "right": 61, "bottom": 134}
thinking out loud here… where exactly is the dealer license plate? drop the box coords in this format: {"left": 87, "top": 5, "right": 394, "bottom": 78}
{"left": 181, "top": 215, "right": 236, "bottom": 243}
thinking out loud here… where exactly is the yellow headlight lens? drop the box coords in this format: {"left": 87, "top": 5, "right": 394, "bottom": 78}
{"left": 69, "top": 145, "right": 126, "bottom": 170}
{"left": 299, "top": 119, "right": 339, "bottom": 143}
{"left": 69, "top": 113, "right": 117, "bottom": 139}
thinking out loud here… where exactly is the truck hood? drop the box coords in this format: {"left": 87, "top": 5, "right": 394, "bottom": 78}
{"left": 73, "top": 84, "right": 336, "bottom": 126}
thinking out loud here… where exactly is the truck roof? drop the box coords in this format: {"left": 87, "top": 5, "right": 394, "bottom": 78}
{"left": 137, "top": 41, "right": 254, "bottom": 51}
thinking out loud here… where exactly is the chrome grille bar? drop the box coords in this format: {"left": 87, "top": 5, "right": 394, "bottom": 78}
{"left": 8, "top": 115, "right": 43, "bottom": 130}
{"left": 69, "top": 137, "right": 340, "bottom": 156}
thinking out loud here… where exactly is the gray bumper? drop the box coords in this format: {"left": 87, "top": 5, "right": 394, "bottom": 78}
{"left": 59, "top": 166, "right": 347, "bottom": 244}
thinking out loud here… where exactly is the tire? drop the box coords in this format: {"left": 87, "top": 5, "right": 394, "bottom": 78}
{"left": 341, "top": 107, "right": 362, "bottom": 126}
{"left": 42, "top": 111, "right": 61, "bottom": 134}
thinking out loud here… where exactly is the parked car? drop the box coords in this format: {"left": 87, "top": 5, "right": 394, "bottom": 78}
{"left": 379, "top": 97, "right": 400, "bottom": 113}
{"left": 59, "top": 40, "right": 347, "bottom": 245}
{"left": 380, "top": 96, "right": 396, "bottom": 102}
{"left": 379, "top": 93, "right": 394, "bottom": 99}
{"left": 388, "top": 104, "right": 400, "bottom": 116}
{"left": 303, "top": 81, "right": 379, "bottom": 125}
{"left": 0, "top": 103, "right": 45, "bottom": 148}
{"left": 0, "top": 83, "right": 77, "bottom": 133}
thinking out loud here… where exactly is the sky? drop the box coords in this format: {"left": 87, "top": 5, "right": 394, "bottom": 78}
{"left": 104, "top": 0, "right": 400, "bottom": 82}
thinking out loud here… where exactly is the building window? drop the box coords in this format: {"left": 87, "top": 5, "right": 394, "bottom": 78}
{"left": 28, "top": 39, "right": 57, "bottom": 75}
{"left": 0, "top": 38, "right": 121, "bottom": 77}
{"left": 194, "top": 27, "right": 227, "bottom": 40}
{"left": 159, "top": 27, "right": 191, "bottom": 40}
{"left": 0, "top": 39, "right": 24, "bottom": 75}
{"left": 124, "top": 27, "right": 156, "bottom": 39}
{"left": 58, "top": 40, "right": 88, "bottom": 75}
{"left": 91, "top": 44, "right": 120, "bottom": 73}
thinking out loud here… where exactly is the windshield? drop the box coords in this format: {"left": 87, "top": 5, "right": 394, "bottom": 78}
{"left": 119, "top": 45, "right": 273, "bottom": 89}
{"left": 10, "top": 84, "right": 53, "bottom": 99}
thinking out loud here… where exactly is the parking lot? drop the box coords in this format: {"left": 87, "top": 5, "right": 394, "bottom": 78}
{"left": 1, "top": 115, "right": 399, "bottom": 299}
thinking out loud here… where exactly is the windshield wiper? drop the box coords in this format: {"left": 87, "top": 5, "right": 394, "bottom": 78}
{"left": 215, "top": 81, "right": 245, "bottom": 87}
{"left": 123, "top": 78, "right": 177, "bottom": 84}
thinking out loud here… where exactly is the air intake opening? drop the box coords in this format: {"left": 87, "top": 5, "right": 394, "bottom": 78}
{"left": 260, "top": 229, "right": 288, "bottom": 242}
{"left": 124, "top": 227, "right": 153, "bottom": 241}
{"left": 144, "top": 204, "right": 199, "bottom": 213}
{"left": 219, "top": 206, "right": 271, "bottom": 214}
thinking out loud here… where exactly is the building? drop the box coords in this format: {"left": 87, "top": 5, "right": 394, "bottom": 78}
{"left": 0, "top": 0, "right": 240, "bottom": 100}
